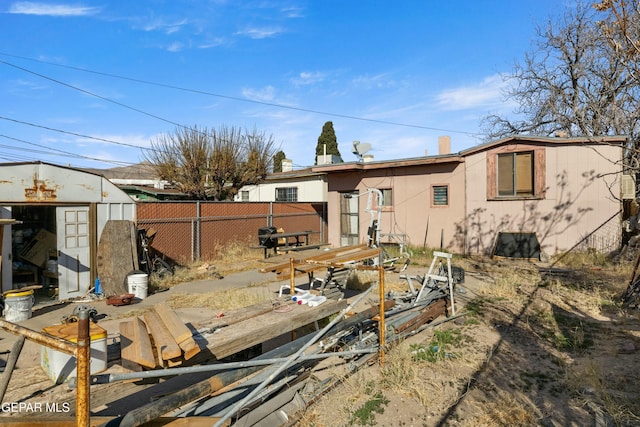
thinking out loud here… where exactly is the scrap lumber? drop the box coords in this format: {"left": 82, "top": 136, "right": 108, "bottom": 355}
{"left": 206, "top": 298, "right": 347, "bottom": 360}
{"left": 260, "top": 244, "right": 379, "bottom": 278}
{"left": 143, "top": 310, "right": 182, "bottom": 362}
{"left": 153, "top": 303, "right": 201, "bottom": 360}
{"left": 119, "top": 318, "right": 156, "bottom": 369}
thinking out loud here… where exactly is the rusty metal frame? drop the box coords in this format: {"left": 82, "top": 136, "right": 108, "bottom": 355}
{"left": 0, "top": 306, "right": 92, "bottom": 427}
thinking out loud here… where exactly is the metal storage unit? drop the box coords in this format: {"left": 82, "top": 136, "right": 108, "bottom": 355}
{"left": 0, "top": 162, "right": 136, "bottom": 300}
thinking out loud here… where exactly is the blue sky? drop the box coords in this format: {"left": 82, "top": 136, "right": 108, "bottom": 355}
{"left": 1, "top": 1, "right": 568, "bottom": 170}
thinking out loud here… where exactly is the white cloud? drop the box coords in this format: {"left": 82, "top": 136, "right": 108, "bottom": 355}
{"left": 235, "top": 26, "right": 283, "bottom": 39}
{"left": 435, "top": 74, "right": 509, "bottom": 111}
{"left": 7, "top": 2, "right": 100, "bottom": 16}
{"left": 142, "top": 18, "right": 188, "bottom": 35}
{"left": 166, "top": 42, "right": 184, "bottom": 52}
{"left": 242, "top": 85, "right": 277, "bottom": 102}
{"left": 351, "top": 73, "right": 398, "bottom": 89}
{"left": 291, "top": 71, "right": 326, "bottom": 86}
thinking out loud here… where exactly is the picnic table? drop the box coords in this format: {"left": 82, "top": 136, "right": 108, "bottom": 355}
{"left": 254, "top": 230, "right": 320, "bottom": 258}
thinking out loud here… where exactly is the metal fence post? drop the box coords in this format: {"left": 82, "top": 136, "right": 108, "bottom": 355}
{"left": 196, "top": 201, "right": 201, "bottom": 261}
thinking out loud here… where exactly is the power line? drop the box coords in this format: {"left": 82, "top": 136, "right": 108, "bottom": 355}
{"left": 0, "top": 134, "right": 135, "bottom": 166}
{"left": 0, "top": 52, "right": 483, "bottom": 138}
{"left": 1, "top": 59, "right": 188, "bottom": 131}
{"left": 0, "top": 116, "right": 152, "bottom": 151}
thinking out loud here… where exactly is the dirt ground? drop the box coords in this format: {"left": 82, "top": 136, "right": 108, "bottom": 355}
{"left": 1, "top": 254, "right": 640, "bottom": 426}
{"left": 299, "top": 258, "right": 640, "bottom": 427}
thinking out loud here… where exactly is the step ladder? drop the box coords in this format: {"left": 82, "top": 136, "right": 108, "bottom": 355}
{"left": 414, "top": 251, "right": 456, "bottom": 315}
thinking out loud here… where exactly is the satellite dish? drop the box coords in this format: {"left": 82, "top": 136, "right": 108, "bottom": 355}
{"left": 352, "top": 141, "right": 371, "bottom": 160}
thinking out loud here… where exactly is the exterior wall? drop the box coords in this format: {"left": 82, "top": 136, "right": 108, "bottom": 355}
{"left": 464, "top": 142, "right": 622, "bottom": 255}
{"left": 236, "top": 175, "right": 327, "bottom": 202}
{"left": 326, "top": 162, "right": 466, "bottom": 251}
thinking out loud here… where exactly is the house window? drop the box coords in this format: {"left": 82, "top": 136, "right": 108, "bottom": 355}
{"left": 497, "top": 152, "right": 534, "bottom": 197}
{"left": 240, "top": 191, "right": 249, "bottom": 201}
{"left": 275, "top": 187, "right": 298, "bottom": 202}
{"left": 381, "top": 188, "right": 393, "bottom": 207}
{"left": 432, "top": 185, "right": 449, "bottom": 206}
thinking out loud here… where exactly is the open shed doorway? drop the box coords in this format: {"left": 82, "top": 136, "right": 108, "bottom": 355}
{"left": 5, "top": 204, "right": 91, "bottom": 304}
{"left": 8, "top": 205, "right": 60, "bottom": 304}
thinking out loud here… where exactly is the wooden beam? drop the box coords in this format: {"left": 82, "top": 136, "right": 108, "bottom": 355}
{"left": 207, "top": 299, "right": 347, "bottom": 360}
{"left": 259, "top": 244, "right": 368, "bottom": 274}
{"left": 143, "top": 311, "right": 182, "bottom": 361}
{"left": 153, "top": 303, "right": 193, "bottom": 344}
{"left": 119, "top": 318, "right": 156, "bottom": 369}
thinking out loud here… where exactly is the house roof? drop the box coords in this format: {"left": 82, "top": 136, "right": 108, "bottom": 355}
{"left": 310, "top": 135, "right": 627, "bottom": 173}
{"left": 311, "top": 153, "right": 463, "bottom": 173}
{"left": 266, "top": 167, "right": 326, "bottom": 181}
{"left": 460, "top": 134, "right": 627, "bottom": 156}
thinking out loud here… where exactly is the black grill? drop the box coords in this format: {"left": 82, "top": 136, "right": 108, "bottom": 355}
{"left": 258, "top": 227, "right": 278, "bottom": 248}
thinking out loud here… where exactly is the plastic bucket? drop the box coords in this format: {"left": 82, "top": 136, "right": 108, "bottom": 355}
{"left": 41, "top": 322, "right": 108, "bottom": 384}
{"left": 4, "top": 290, "right": 35, "bottom": 322}
{"left": 127, "top": 273, "right": 148, "bottom": 300}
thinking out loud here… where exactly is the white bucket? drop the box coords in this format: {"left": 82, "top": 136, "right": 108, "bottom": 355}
{"left": 127, "top": 273, "right": 148, "bottom": 300}
{"left": 40, "top": 322, "right": 108, "bottom": 384}
{"left": 4, "top": 290, "right": 35, "bottom": 322}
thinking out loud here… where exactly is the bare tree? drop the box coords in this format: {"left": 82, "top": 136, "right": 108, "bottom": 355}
{"left": 145, "top": 125, "right": 277, "bottom": 200}
{"left": 145, "top": 125, "right": 212, "bottom": 199}
{"left": 482, "top": 3, "right": 640, "bottom": 170}
{"left": 595, "top": 0, "right": 640, "bottom": 83}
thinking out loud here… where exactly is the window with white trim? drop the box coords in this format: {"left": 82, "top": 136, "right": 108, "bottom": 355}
{"left": 275, "top": 187, "right": 298, "bottom": 202}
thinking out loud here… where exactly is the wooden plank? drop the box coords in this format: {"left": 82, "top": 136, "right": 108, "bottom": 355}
{"left": 153, "top": 303, "right": 193, "bottom": 344}
{"left": 143, "top": 310, "right": 182, "bottom": 361}
{"left": 180, "top": 337, "right": 202, "bottom": 360}
{"left": 207, "top": 298, "right": 347, "bottom": 360}
{"left": 259, "top": 244, "right": 367, "bottom": 273}
{"left": 119, "top": 318, "right": 156, "bottom": 369}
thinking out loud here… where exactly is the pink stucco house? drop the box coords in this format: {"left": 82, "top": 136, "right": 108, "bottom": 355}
{"left": 313, "top": 135, "right": 627, "bottom": 258}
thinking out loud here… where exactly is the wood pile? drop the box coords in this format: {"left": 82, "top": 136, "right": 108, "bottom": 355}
{"left": 118, "top": 302, "right": 201, "bottom": 371}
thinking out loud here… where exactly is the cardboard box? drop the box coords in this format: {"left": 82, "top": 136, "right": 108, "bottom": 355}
{"left": 19, "top": 229, "right": 56, "bottom": 267}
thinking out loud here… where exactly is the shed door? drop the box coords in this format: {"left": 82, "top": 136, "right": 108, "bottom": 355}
{"left": 57, "top": 206, "right": 90, "bottom": 300}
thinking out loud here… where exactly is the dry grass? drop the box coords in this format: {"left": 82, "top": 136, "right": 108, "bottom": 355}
{"left": 167, "top": 287, "right": 273, "bottom": 310}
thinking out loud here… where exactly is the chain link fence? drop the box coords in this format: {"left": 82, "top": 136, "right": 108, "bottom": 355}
{"left": 136, "top": 201, "right": 327, "bottom": 265}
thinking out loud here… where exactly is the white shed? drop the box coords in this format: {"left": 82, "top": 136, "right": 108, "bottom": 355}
{"left": 0, "top": 162, "right": 136, "bottom": 300}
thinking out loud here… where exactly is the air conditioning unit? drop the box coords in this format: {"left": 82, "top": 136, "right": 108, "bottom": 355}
{"left": 621, "top": 174, "right": 636, "bottom": 200}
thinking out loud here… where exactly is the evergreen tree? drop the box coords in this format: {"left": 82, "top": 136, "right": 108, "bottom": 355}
{"left": 315, "top": 121, "right": 342, "bottom": 165}
{"left": 273, "top": 150, "right": 286, "bottom": 173}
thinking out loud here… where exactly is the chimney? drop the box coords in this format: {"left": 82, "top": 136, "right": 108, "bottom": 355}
{"left": 281, "top": 159, "right": 293, "bottom": 172}
{"left": 438, "top": 136, "right": 451, "bottom": 155}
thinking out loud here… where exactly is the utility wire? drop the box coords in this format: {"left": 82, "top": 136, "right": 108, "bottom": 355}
{"left": 0, "top": 134, "right": 135, "bottom": 166}
{"left": 1, "top": 59, "right": 189, "bottom": 131}
{"left": 0, "top": 52, "right": 483, "bottom": 138}
{"left": 0, "top": 116, "right": 152, "bottom": 151}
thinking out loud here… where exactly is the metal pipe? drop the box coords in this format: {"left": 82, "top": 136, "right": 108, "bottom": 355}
{"left": 109, "top": 333, "right": 317, "bottom": 427}
{"left": 213, "top": 282, "right": 376, "bottom": 427}
{"left": 75, "top": 349, "right": 376, "bottom": 385}
{"left": 76, "top": 306, "right": 91, "bottom": 427}
{"left": 0, "top": 319, "right": 76, "bottom": 354}
{"left": 378, "top": 265, "right": 385, "bottom": 365}
{"left": 0, "top": 336, "right": 25, "bottom": 402}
